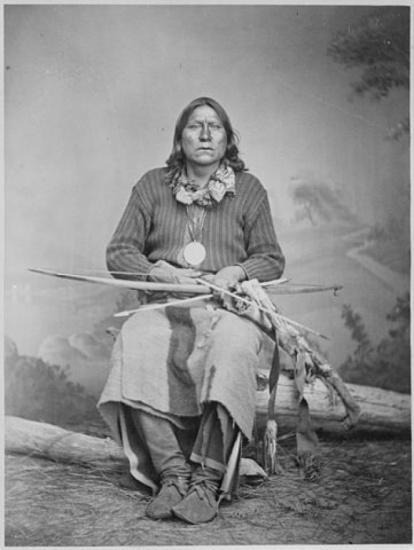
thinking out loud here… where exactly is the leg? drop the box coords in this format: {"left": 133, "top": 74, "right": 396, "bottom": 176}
{"left": 132, "top": 409, "right": 191, "bottom": 478}
{"left": 129, "top": 408, "right": 192, "bottom": 519}
{"left": 172, "top": 402, "right": 239, "bottom": 524}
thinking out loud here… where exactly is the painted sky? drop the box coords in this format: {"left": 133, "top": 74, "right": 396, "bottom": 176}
{"left": 5, "top": 4, "right": 409, "bottom": 281}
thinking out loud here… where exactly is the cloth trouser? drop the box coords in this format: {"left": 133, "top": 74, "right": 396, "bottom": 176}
{"left": 129, "top": 402, "right": 237, "bottom": 482}
{"left": 130, "top": 408, "right": 192, "bottom": 479}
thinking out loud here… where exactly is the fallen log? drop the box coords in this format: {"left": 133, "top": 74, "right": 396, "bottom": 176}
{"left": 5, "top": 416, "right": 126, "bottom": 466}
{"left": 4, "top": 416, "right": 268, "bottom": 481}
{"left": 256, "top": 373, "right": 411, "bottom": 433}
{"left": 5, "top": 377, "right": 410, "bottom": 468}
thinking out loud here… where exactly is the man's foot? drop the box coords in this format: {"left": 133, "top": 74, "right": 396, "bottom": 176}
{"left": 146, "top": 476, "right": 189, "bottom": 520}
{"left": 172, "top": 469, "right": 220, "bottom": 524}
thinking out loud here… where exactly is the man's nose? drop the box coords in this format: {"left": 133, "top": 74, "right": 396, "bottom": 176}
{"left": 199, "top": 123, "right": 211, "bottom": 141}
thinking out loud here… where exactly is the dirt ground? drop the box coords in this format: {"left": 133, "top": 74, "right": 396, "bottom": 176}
{"left": 4, "top": 420, "right": 412, "bottom": 547}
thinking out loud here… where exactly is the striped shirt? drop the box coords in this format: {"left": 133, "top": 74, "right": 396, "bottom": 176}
{"left": 106, "top": 167, "right": 285, "bottom": 282}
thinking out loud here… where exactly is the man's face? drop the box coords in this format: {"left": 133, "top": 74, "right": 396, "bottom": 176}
{"left": 181, "top": 106, "right": 227, "bottom": 170}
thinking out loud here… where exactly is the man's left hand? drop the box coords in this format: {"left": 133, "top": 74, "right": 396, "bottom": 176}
{"left": 208, "top": 266, "right": 247, "bottom": 290}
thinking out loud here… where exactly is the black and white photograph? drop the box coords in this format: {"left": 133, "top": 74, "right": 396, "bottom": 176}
{"left": 4, "top": 3, "right": 411, "bottom": 546}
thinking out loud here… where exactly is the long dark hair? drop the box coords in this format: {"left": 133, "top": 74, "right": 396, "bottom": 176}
{"left": 165, "top": 97, "right": 247, "bottom": 184}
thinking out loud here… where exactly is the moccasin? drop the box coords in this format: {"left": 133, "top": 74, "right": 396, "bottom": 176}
{"left": 172, "top": 478, "right": 219, "bottom": 524}
{"left": 146, "top": 476, "right": 189, "bottom": 520}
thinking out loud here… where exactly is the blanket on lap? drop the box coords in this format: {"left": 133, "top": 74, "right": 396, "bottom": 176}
{"left": 98, "top": 303, "right": 265, "bottom": 446}
{"left": 98, "top": 303, "right": 265, "bottom": 494}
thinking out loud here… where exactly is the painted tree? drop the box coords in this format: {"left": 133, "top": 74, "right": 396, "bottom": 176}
{"left": 339, "top": 293, "right": 410, "bottom": 394}
{"left": 328, "top": 6, "right": 409, "bottom": 139}
{"left": 290, "top": 174, "right": 354, "bottom": 225}
{"left": 328, "top": 6, "right": 410, "bottom": 267}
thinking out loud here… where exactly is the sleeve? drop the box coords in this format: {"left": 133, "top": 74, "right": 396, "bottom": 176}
{"left": 106, "top": 184, "right": 154, "bottom": 280}
{"left": 237, "top": 192, "right": 285, "bottom": 282}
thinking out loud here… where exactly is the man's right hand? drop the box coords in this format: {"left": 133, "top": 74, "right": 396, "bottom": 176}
{"left": 148, "top": 260, "right": 202, "bottom": 285}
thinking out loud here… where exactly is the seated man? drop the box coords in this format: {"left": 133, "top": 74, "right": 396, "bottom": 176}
{"left": 98, "top": 97, "right": 285, "bottom": 524}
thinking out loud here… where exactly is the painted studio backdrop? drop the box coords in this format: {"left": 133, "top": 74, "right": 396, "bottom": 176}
{"left": 5, "top": 5, "right": 410, "bottom": 411}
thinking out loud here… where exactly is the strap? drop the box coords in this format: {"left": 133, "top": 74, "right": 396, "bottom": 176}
{"left": 267, "top": 328, "right": 281, "bottom": 421}
{"left": 269, "top": 328, "right": 281, "bottom": 394}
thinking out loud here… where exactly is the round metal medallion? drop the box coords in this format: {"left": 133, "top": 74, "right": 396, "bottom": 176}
{"left": 183, "top": 242, "right": 206, "bottom": 266}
